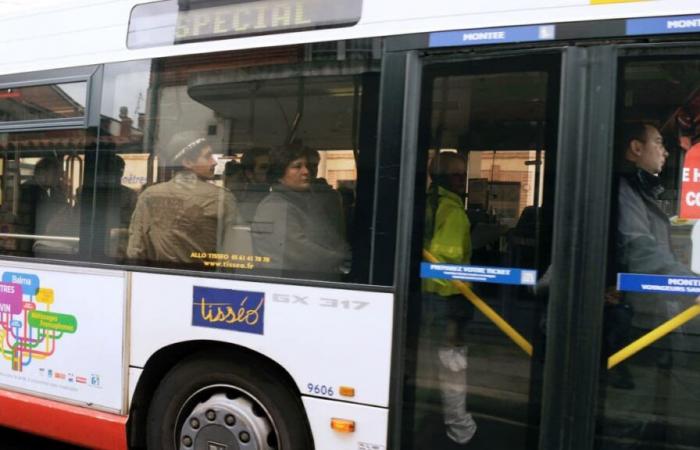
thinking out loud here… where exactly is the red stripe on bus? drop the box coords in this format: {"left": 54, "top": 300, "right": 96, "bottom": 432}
{"left": 0, "top": 389, "right": 127, "bottom": 450}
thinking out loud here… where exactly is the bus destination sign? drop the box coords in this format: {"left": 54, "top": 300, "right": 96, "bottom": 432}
{"left": 128, "top": 0, "right": 363, "bottom": 49}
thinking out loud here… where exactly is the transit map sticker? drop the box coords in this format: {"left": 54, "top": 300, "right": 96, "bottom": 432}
{"left": 0, "top": 273, "right": 77, "bottom": 372}
{"left": 2, "top": 272, "right": 39, "bottom": 296}
{"left": 0, "top": 263, "right": 126, "bottom": 412}
{"left": 617, "top": 273, "right": 700, "bottom": 295}
{"left": 420, "top": 262, "right": 537, "bottom": 286}
{"left": 429, "top": 24, "right": 555, "bottom": 48}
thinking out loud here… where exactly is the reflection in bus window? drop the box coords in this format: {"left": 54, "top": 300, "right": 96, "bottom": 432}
{"left": 0, "top": 82, "right": 87, "bottom": 123}
{"left": 98, "top": 40, "right": 380, "bottom": 283}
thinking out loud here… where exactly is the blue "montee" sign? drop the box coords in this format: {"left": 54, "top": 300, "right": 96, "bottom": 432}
{"left": 429, "top": 24, "right": 555, "bottom": 48}
{"left": 627, "top": 15, "right": 700, "bottom": 36}
{"left": 617, "top": 273, "right": 700, "bottom": 295}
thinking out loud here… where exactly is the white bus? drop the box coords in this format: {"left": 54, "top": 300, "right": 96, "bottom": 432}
{"left": 0, "top": 1, "right": 700, "bottom": 449}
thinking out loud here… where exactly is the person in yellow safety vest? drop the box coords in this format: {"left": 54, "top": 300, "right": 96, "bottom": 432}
{"left": 422, "top": 151, "right": 477, "bottom": 445}
{"left": 423, "top": 172, "right": 472, "bottom": 295}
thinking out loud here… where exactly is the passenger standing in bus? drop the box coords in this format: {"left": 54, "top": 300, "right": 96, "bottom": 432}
{"left": 251, "top": 145, "right": 348, "bottom": 280}
{"left": 614, "top": 123, "right": 695, "bottom": 386}
{"left": 422, "top": 151, "right": 477, "bottom": 445}
{"left": 126, "top": 132, "right": 236, "bottom": 264}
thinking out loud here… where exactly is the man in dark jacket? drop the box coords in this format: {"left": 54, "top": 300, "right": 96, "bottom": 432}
{"left": 612, "top": 123, "right": 694, "bottom": 388}
{"left": 617, "top": 123, "right": 686, "bottom": 278}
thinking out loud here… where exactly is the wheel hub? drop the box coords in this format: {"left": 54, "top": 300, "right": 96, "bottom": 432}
{"left": 179, "top": 393, "right": 274, "bottom": 450}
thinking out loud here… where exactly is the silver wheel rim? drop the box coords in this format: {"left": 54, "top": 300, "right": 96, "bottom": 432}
{"left": 175, "top": 384, "right": 280, "bottom": 450}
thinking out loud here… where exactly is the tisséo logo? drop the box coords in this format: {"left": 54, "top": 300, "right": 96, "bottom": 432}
{"left": 192, "top": 286, "right": 264, "bottom": 335}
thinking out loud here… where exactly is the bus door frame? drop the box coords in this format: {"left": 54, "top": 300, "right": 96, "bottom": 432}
{"left": 381, "top": 37, "right": 620, "bottom": 450}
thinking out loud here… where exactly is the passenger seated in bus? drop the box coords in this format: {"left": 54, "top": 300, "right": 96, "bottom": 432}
{"left": 250, "top": 145, "right": 349, "bottom": 280}
{"left": 233, "top": 147, "right": 271, "bottom": 225}
{"left": 17, "top": 157, "right": 71, "bottom": 255}
{"left": 126, "top": 132, "right": 237, "bottom": 265}
{"left": 303, "top": 147, "right": 348, "bottom": 245}
{"left": 80, "top": 152, "right": 137, "bottom": 258}
{"left": 219, "top": 148, "right": 271, "bottom": 257}
{"left": 612, "top": 122, "right": 695, "bottom": 387}
{"left": 223, "top": 160, "right": 245, "bottom": 192}
{"left": 422, "top": 151, "right": 477, "bottom": 445}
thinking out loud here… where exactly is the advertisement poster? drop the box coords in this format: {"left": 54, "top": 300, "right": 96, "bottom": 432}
{"left": 0, "top": 261, "right": 126, "bottom": 412}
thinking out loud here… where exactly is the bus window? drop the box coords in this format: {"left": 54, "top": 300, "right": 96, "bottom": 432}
{"left": 0, "top": 130, "right": 87, "bottom": 259}
{"left": 0, "top": 81, "right": 87, "bottom": 123}
{"left": 405, "top": 55, "right": 560, "bottom": 449}
{"left": 599, "top": 58, "right": 700, "bottom": 450}
{"left": 98, "top": 40, "right": 381, "bottom": 283}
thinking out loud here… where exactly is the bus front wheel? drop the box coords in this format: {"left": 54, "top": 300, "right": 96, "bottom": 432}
{"left": 146, "top": 353, "right": 312, "bottom": 450}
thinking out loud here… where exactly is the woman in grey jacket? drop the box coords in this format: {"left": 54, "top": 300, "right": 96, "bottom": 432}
{"left": 251, "top": 145, "right": 349, "bottom": 281}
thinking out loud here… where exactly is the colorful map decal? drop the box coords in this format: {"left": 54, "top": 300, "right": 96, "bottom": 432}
{"left": 0, "top": 271, "right": 77, "bottom": 372}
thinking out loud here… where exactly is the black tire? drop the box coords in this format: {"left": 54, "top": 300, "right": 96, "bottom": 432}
{"left": 146, "top": 352, "right": 313, "bottom": 450}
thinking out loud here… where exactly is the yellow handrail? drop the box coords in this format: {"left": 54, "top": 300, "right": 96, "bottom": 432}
{"left": 607, "top": 304, "right": 700, "bottom": 369}
{"left": 422, "top": 250, "right": 533, "bottom": 356}
{"left": 422, "top": 250, "right": 700, "bottom": 366}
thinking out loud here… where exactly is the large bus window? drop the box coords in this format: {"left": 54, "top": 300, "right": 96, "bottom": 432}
{"left": 0, "top": 130, "right": 87, "bottom": 259}
{"left": 98, "top": 40, "right": 381, "bottom": 283}
{"left": 599, "top": 58, "right": 700, "bottom": 449}
{"left": 404, "top": 55, "right": 559, "bottom": 449}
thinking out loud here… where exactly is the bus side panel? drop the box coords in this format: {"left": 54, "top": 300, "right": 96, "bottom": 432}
{"left": 302, "top": 396, "right": 388, "bottom": 450}
{"left": 129, "top": 272, "right": 394, "bottom": 407}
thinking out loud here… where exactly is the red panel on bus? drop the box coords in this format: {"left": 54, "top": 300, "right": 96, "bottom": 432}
{"left": 0, "top": 389, "right": 127, "bottom": 449}
{"left": 680, "top": 143, "right": 700, "bottom": 218}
